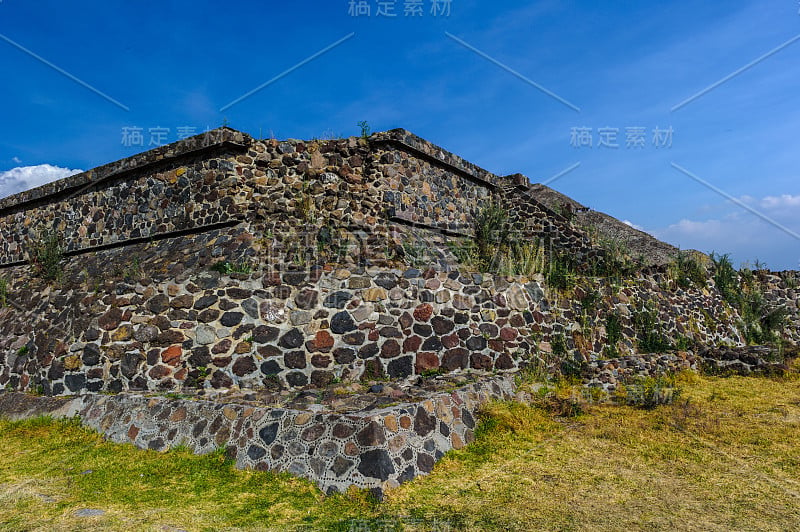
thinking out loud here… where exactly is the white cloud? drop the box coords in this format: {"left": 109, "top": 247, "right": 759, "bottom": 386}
{"left": 11, "top": 157, "right": 21, "bottom": 164}
{"left": 0, "top": 164, "right": 83, "bottom": 200}
{"left": 621, "top": 219, "right": 644, "bottom": 231}
{"left": 651, "top": 194, "right": 800, "bottom": 270}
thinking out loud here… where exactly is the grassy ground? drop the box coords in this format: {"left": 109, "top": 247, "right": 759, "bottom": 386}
{"left": 1, "top": 371, "right": 799, "bottom": 531}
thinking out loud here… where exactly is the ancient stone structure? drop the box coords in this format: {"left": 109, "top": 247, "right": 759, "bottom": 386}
{"left": 0, "top": 127, "right": 796, "bottom": 493}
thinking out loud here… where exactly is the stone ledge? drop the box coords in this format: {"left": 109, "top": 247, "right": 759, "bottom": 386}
{"left": 0, "top": 127, "right": 251, "bottom": 214}
{"left": 372, "top": 128, "right": 501, "bottom": 188}
{"left": 0, "top": 374, "right": 516, "bottom": 497}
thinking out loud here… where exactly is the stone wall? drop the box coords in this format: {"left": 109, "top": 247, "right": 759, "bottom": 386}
{"left": 0, "top": 129, "right": 251, "bottom": 266}
{"left": 760, "top": 271, "right": 800, "bottom": 342}
{"left": 0, "top": 221, "right": 753, "bottom": 397}
{"left": 0, "top": 127, "right": 598, "bottom": 265}
{"left": 0, "top": 374, "right": 516, "bottom": 497}
{"left": 0, "top": 128, "right": 796, "bottom": 398}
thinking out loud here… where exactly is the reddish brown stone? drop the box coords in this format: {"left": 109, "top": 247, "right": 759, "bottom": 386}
{"left": 415, "top": 352, "right": 440, "bottom": 373}
{"left": 470, "top": 353, "right": 493, "bottom": 370}
{"left": 333, "top": 423, "right": 356, "bottom": 439}
{"left": 148, "top": 365, "right": 171, "bottom": 379}
{"left": 232, "top": 356, "right": 257, "bottom": 376}
{"left": 98, "top": 308, "right": 123, "bottom": 330}
{"left": 509, "top": 314, "right": 526, "bottom": 327}
{"left": 262, "top": 272, "right": 281, "bottom": 287}
{"left": 488, "top": 339, "right": 505, "bottom": 352}
{"left": 413, "top": 303, "right": 433, "bottom": 322}
{"left": 442, "top": 348, "right": 469, "bottom": 371}
{"left": 495, "top": 353, "right": 515, "bottom": 370}
{"left": 212, "top": 339, "right": 232, "bottom": 354}
{"left": 313, "top": 330, "right": 335, "bottom": 351}
{"left": 399, "top": 311, "right": 413, "bottom": 329}
{"left": 403, "top": 335, "right": 422, "bottom": 353}
{"left": 212, "top": 356, "right": 232, "bottom": 367}
{"left": 499, "top": 327, "right": 518, "bottom": 341}
{"left": 380, "top": 339, "right": 401, "bottom": 358}
{"left": 127, "top": 425, "right": 139, "bottom": 441}
{"left": 441, "top": 333, "right": 460, "bottom": 349}
{"left": 161, "top": 345, "right": 182, "bottom": 366}
{"left": 311, "top": 354, "right": 331, "bottom": 368}
{"left": 234, "top": 341, "right": 252, "bottom": 354}
{"left": 171, "top": 294, "right": 194, "bottom": 309}
{"left": 356, "top": 421, "right": 386, "bottom": 447}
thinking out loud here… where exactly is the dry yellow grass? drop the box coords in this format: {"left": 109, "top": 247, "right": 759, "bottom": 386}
{"left": 1, "top": 372, "right": 799, "bottom": 530}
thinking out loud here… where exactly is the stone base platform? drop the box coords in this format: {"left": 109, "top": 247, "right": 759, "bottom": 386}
{"left": 0, "top": 373, "right": 517, "bottom": 496}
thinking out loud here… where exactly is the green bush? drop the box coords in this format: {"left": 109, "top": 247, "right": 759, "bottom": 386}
{"left": 211, "top": 260, "right": 252, "bottom": 275}
{"left": 739, "top": 290, "right": 788, "bottom": 344}
{"left": 547, "top": 252, "right": 577, "bottom": 291}
{"left": 605, "top": 312, "right": 622, "bottom": 345}
{"left": 633, "top": 304, "right": 673, "bottom": 353}
{"left": 668, "top": 251, "right": 707, "bottom": 289}
{"left": 473, "top": 201, "right": 510, "bottom": 269}
{"left": 710, "top": 252, "right": 788, "bottom": 345}
{"left": 710, "top": 252, "right": 738, "bottom": 305}
{"left": 0, "top": 277, "right": 7, "bottom": 307}
{"left": 30, "top": 230, "right": 65, "bottom": 281}
{"left": 604, "top": 312, "right": 623, "bottom": 358}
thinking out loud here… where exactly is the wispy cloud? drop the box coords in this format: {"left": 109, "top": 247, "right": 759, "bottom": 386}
{"left": 0, "top": 164, "right": 83, "bottom": 200}
{"left": 651, "top": 193, "right": 800, "bottom": 269}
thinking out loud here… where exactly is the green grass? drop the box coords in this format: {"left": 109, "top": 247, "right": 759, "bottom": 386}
{"left": 2, "top": 372, "right": 800, "bottom": 530}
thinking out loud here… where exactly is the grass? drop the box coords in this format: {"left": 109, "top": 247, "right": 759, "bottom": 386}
{"left": 210, "top": 259, "right": 253, "bottom": 275}
{"left": 2, "top": 373, "right": 800, "bottom": 530}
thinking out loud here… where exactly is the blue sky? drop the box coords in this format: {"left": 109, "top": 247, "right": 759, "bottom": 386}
{"left": 1, "top": 0, "right": 798, "bottom": 270}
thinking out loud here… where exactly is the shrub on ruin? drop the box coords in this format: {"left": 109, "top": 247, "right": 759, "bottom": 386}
{"left": 710, "top": 252, "right": 738, "bottom": 305}
{"left": 633, "top": 304, "right": 673, "bottom": 353}
{"left": 29, "top": 230, "right": 65, "bottom": 282}
{"left": 667, "top": 250, "right": 707, "bottom": 289}
{"left": 546, "top": 252, "right": 577, "bottom": 291}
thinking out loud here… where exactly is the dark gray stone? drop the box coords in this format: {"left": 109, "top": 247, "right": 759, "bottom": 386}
{"left": 323, "top": 291, "right": 352, "bottom": 309}
{"left": 330, "top": 311, "right": 356, "bottom": 334}
{"left": 259, "top": 423, "right": 279, "bottom": 445}
{"left": 357, "top": 449, "right": 395, "bottom": 481}
{"left": 279, "top": 328, "right": 305, "bottom": 349}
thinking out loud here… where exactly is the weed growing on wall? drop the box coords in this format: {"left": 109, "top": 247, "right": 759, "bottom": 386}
{"left": 603, "top": 312, "right": 623, "bottom": 357}
{"left": 591, "top": 237, "right": 639, "bottom": 282}
{"left": 710, "top": 252, "right": 788, "bottom": 345}
{"left": 667, "top": 251, "right": 707, "bottom": 290}
{"left": 473, "top": 201, "right": 510, "bottom": 268}
{"left": 357, "top": 120, "right": 371, "bottom": 139}
{"left": 448, "top": 203, "right": 547, "bottom": 276}
{"left": 0, "top": 277, "right": 7, "bottom": 307}
{"left": 546, "top": 252, "right": 577, "bottom": 292}
{"left": 29, "top": 230, "right": 65, "bottom": 282}
{"left": 711, "top": 253, "right": 738, "bottom": 305}
{"left": 633, "top": 303, "right": 673, "bottom": 353}
{"left": 738, "top": 290, "right": 789, "bottom": 345}
{"left": 211, "top": 260, "right": 253, "bottom": 275}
